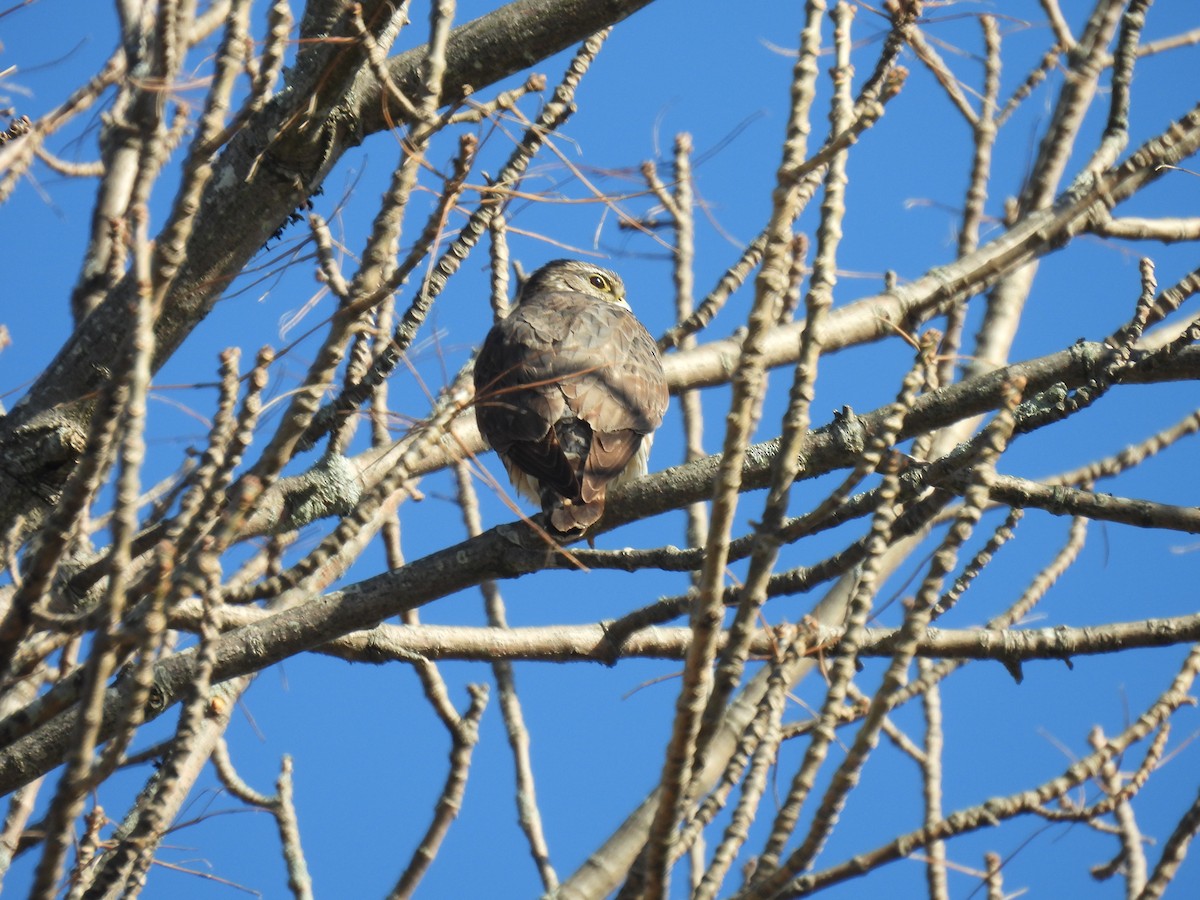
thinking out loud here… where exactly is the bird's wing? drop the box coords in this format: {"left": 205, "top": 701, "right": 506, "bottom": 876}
{"left": 552, "top": 297, "right": 668, "bottom": 433}
{"left": 474, "top": 291, "right": 580, "bottom": 497}
{"left": 551, "top": 298, "right": 668, "bottom": 505}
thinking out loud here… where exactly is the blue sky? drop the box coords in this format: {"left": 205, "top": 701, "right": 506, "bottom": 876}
{"left": 3, "top": 1, "right": 1200, "bottom": 897}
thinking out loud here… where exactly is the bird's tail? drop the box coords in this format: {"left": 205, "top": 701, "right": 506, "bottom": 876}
{"left": 544, "top": 492, "right": 605, "bottom": 535}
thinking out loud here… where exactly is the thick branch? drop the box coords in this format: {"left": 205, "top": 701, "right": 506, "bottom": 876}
{"left": 159, "top": 608, "right": 1200, "bottom": 667}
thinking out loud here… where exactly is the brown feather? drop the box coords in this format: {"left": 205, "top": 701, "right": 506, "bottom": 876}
{"left": 504, "top": 428, "right": 579, "bottom": 501}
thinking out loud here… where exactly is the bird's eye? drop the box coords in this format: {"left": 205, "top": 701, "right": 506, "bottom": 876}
{"left": 589, "top": 273, "right": 610, "bottom": 291}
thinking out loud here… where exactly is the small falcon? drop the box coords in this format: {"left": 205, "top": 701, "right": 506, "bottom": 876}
{"left": 474, "top": 259, "right": 669, "bottom": 535}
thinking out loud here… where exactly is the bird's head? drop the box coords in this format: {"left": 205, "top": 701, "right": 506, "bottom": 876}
{"left": 519, "top": 259, "right": 628, "bottom": 308}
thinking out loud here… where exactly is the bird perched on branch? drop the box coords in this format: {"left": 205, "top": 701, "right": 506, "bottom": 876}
{"left": 474, "top": 259, "right": 669, "bottom": 535}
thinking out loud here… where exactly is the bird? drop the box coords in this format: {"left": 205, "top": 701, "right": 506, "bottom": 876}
{"left": 473, "top": 259, "right": 669, "bottom": 535}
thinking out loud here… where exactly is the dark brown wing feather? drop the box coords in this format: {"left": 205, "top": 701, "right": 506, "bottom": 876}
{"left": 474, "top": 290, "right": 668, "bottom": 533}
{"left": 503, "top": 426, "right": 578, "bottom": 499}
